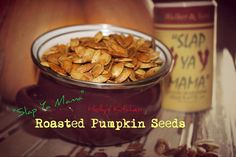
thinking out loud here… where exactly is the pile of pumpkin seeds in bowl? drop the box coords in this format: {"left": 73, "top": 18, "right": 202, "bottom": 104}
{"left": 40, "top": 32, "right": 163, "bottom": 83}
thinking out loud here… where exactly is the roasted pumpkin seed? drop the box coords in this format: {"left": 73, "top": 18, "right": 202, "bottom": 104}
{"left": 49, "top": 63, "right": 67, "bottom": 76}
{"left": 91, "top": 64, "right": 104, "bottom": 78}
{"left": 145, "top": 67, "right": 161, "bottom": 78}
{"left": 115, "top": 68, "right": 132, "bottom": 83}
{"left": 111, "top": 62, "right": 125, "bottom": 78}
{"left": 94, "top": 31, "right": 103, "bottom": 43}
{"left": 77, "top": 63, "right": 95, "bottom": 73}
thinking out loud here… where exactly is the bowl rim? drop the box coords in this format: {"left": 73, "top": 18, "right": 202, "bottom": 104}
{"left": 31, "top": 24, "right": 173, "bottom": 89}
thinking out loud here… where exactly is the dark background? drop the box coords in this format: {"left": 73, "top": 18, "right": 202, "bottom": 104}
{"left": 217, "top": 0, "right": 236, "bottom": 52}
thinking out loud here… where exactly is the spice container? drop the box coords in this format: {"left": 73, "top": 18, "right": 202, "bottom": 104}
{"left": 153, "top": 0, "right": 217, "bottom": 112}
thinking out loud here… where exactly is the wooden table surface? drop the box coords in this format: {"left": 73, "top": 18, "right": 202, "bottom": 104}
{"left": 0, "top": 1, "right": 236, "bottom": 157}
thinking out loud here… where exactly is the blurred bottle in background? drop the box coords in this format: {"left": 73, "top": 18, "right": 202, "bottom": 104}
{"left": 153, "top": 0, "right": 217, "bottom": 112}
